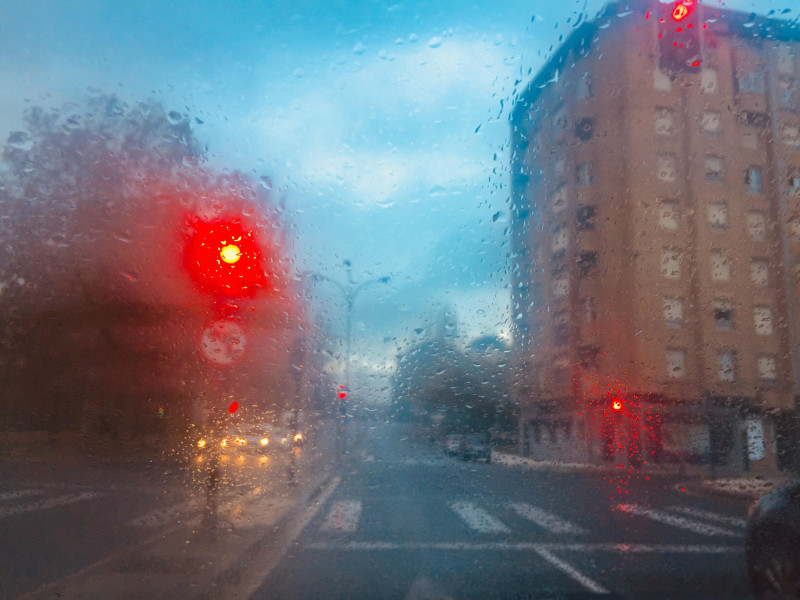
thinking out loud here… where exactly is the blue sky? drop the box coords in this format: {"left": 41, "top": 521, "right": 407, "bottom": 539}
{"left": 1, "top": 0, "right": 795, "bottom": 395}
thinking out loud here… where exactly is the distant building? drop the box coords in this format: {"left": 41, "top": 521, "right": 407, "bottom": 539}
{"left": 509, "top": 0, "right": 800, "bottom": 472}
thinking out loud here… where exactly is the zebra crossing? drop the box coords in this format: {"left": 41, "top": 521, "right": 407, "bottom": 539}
{"left": 315, "top": 497, "right": 746, "bottom": 540}
{"left": 0, "top": 487, "right": 101, "bottom": 519}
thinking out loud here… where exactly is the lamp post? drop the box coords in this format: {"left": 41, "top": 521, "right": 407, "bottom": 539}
{"left": 303, "top": 260, "right": 390, "bottom": 397}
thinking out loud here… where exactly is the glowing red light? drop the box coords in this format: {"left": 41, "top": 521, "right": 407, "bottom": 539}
{"left": 228, "top": 401, "right": 239, "bottom": 413}
{"left": 183, "top": 217, "right": 269, "bottom": 298}
{"left": 612, "top": 399, "right": 623, "bottom": 412}
{"left": 338, "top": 392, "right": 348, "bottom": 400}
{"left": 671, "top": 1, "right": 693, "bottom": 22}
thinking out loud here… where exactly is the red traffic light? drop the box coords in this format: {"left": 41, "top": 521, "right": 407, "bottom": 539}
{"left": 183, "top": 217, "right": 268, "bottom": 298}
{"left": 338, "top": 391, "right": 348, "bottom": 400}
{"left": 671, "top": 1, "right": 695, "bottom": 22}
{"left": 228, "top": 401, "right": 239, "bottom": 413}
{"left": 611, "top": 398, "right": 623, "bottom": 412}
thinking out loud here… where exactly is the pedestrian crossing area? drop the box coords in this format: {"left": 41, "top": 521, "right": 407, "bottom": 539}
{"left": 0, "top": 487, "right": 101, "bottom": 519}
{"left": 314, "top": 497, "right": 746, "bottom": 540}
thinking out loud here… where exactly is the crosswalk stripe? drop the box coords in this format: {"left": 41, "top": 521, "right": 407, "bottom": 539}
{"left": 507, "top": 502, "right": 588, "bottom": 534}
{"left": 321, "top": 500, "right": 362, "bottom": 532}
{"left": 618, "top": 504, "right": 739, "bottom": 537}
{"left": 0, "top": 489, "right": 44, "bottom": 502}
{"left": 450, "top": 501, "right": 510, "bottom": 534}
{"left": 667, "top": 506, "right": 746, "bottom": 529}
{"left": 0, "top": 492, "right": 99, "bottom": 518}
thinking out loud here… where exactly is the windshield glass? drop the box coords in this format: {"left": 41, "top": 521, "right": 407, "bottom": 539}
{"left": 2, "top": 1, "right": 800, "bottom": 599}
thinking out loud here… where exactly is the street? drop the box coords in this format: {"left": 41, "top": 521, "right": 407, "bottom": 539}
{"left": 1, "top": 423, "right": 754, "bottom": 600}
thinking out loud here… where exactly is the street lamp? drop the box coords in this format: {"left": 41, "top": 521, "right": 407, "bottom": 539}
{"left": 303, "top": 260, "right": 390, "bottom": 391}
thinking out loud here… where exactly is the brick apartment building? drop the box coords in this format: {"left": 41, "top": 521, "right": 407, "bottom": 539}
{"left": 509, "top": 0, "right": 800, "bottom": 472}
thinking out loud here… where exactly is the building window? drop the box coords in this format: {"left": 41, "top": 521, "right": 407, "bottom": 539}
{"left": 782, "top": 125, "right": 800, "bottom": 149}
{"left": 658, "top": 199, "right": 679, "bottom": 230}
{"left": 717, "top": 351, "right": 737, "bottom": 383}
{"left": 552, "top": 226, "right": 568, "bottom": 253}
{"left": 552, "top": 185, "right": 567, "bottom": 213}
{"left": 553, "top": 273, "right": 569, "bottom": 298}
{"left": 737, "top": 70, "right": 765, "bottom": 94}
{"left": 577, "top": 74, "right": 594, "bottom": 100}
{"left": 711, "top": 250, "right": 731, "bottom": 282}
{"left": 750, "top": 259, "right": 769, "bottom": 287}
{"left": 582, "top": 296, "right": 597, "bottom": 323}
{"left": 701, "top": 111, "right": 721, "bottom": 134}
{"left": 654, "top": 68, "right": 672, "bottom": 92}
{"left": 701, "top": 68, "right": 718, "bottom": 94}
{"left": 778, "top": 45, "right": 795, "bottom": 76}
{"left": 553, "top": 149, "right": 567, "bottom": 177}
{"left": 663, "top": 297, "right": 683, "bottom": 328}
{"left": 661, "top": 248, "right": 682, "bottom": 279}
{"left": 575, "top": 118, "right": 595, "bottom": 141}
{"left": 745, "top": 167, "right": 763, "bottom": 193}
{"left": 753, "top": 306, "right": 774, "bottom": 336}
{"left": 708, "top": 202, "right": 728, "bottom": 232}
{"left": 705, "top": 155, "right": 723, "bottom": 182}
{"left": 714, "top": 300, "right": 734, "bottom": 331}
{"left": 576, "top": 161, "right": 594, "bottom": 186}
{"left": 654, "top": 107, "right": 674, "bottom": 135}
{"left": 578, "top": 251, "right": 597, "bottom": 277}
{"left": 789, "top": 216, "right": 800, "bottom": 242}
{"left": 657, "top": 153, "right": 677, "bottom": 182}
{"left": 779, "top": 79, "right": 799, "bottom": 110}
{"left": 789, "top": 173, "right": 800, "bottom": 195}
{"left": 757, "top": 355, "right": 778, "bottom": 381}
{"left": 553, "top": 312, "right": 569, "bottom": 346}
{"left": 747, "top": 211, "right": 767, "bottom": 242}
{"left": 576, "top": 205, "right": 596, "bottom": 230}
{"left": 666, "top": 349, "right": 686, "bottom": 379}
{"left": 742, "top": 125, "right": 760, "bottom": 150}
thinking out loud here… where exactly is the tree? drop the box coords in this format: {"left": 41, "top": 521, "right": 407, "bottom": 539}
{"left": 0, "top": 94, "right": 300, "bottom": 440}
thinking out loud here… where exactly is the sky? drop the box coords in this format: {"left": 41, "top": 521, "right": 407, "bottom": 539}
{"left": 0, "top": 0, "right": 795, "bottom": 399}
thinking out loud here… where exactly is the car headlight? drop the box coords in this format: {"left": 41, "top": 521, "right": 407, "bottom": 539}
{"left": 220, "top": 438, "right": 228, "bottom": 448}
{"left": 260, "top": 437, "right": 269, "bottom": 446}
{"left": 294, "top": 433, "right": 303, "bottom": 443}
{"left": 197, "top": 439, "right": 207, "bottom": 449}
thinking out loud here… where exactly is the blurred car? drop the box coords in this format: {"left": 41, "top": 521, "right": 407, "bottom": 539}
{"left": 746, "top": 478, "right": 800, "bottom": 599}
{"left": 461, "top": 434, "right": 490, "bottom": 462}
{"left": 445, "top": 434, "right": 464, "bottom": 456}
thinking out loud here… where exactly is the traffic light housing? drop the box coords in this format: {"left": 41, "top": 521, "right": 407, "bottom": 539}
{"left": 183, "top": 216, "right": 269, "bottom": 299}
{"left": 657, "top": 1, "right": 702, "bottom": 74}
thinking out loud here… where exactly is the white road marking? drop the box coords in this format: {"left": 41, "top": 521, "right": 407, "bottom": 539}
{"left": 618, "top": 504, "right": 740, "bottom": 537}
{"left": 0, "top": 489, "right": 44, "bottom": 501}
{"left": 507, "top": 502, "right": 588, "bottom": 534}
{"left": 667, "top": 506, "right": 746, "bottom": 529}
{"left": 0, "top": 492, "right": 99, "bottom": 518}
{"left": 321, "top": 500, "right": 362, "bottom": 533}
{"left": 305, "top": 541, "right": 741, "bottom": 554}
{"left": 533, "top": 545, "right": 609, "bottom": 594}
{"left": 449, "top": 501, "right": 510, "bottom": 534}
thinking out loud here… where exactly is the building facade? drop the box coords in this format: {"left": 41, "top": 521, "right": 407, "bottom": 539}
{"left": 510, "top": 0, "right": 800, "bottom": 472}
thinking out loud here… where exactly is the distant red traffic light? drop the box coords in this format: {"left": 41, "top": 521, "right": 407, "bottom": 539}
{"left": 611, "top": 398, "right": 623, "bottom": 412}
{"left": 671, "top": 1, "right": 694, "bottom": 21}
{"left": 183, "top": 217, "right": 268, "bottom": 298}
{"left": 228, "top": 401, "right": 239, "bottom": 413}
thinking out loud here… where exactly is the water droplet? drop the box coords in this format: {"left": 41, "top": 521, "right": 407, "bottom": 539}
{"left": 353, "top": 41, "right": 367, "bottom": 55}
{"left": 427, "top": 36, "right": 443, "bottom": 48}
{"left": 167, "top": 111, "right": 183, "bottom": 125}
{"left": 7, "top": 131, "right": 32, "bottom": 150}
{"left": 113, "top": 231, "right": 132, "bottom": 243}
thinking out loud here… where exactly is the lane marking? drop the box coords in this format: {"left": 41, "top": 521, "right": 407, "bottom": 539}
{"left": 617, "top": 504, "right": 740, "bottom": 537}
{"left": 533, "top": 545, "right": 609, "bottom": 594}
{"left": 305, "top": 541, "right": 741, "bottom": 554}
{"left": 321, "top": 500, "right": 362, "bottom": 533}
{"left": 0, "top": 489, "right": 44, "bottom": 501}
{"left": 449, "top": 501, "right": 510, "bottom": 534}
{"left": 667, "top": 506, "right": 746, "bottom": 529}
{"left": 507, "top": 502, "right": 588, "bottom": 535}
{"left": 0, "top": 492, "right": 99, "bottom": 518}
